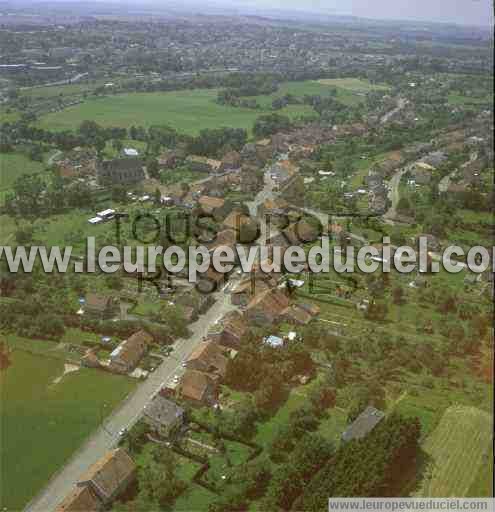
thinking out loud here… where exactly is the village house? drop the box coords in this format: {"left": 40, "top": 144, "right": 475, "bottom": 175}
{"left": 257, "top": 197, "right": 290, "bottom": 221}
{"left": 84, "top": 293, "right": 118, "bottom": 319}
{"left": 96, "top": 158, "right": 144, "bottom": 186}
{"left": 212, "top": 310, "right": 249, "bottom": 348}
{"left": 178, "top": 369, "right": 218, "bottom": 406}
{"left": 231, "top": 276, "right": 276, "bottom": 306}
{"left": 222, "top": 210, "right": 259, "bottom": 243}
{"left": 204, "top": 229, "right": 238, "bottom": 253}
{"left": 282, "top": 220, "right": 320, "bottom": 245}
{"left": 186, "top": 341, "right": 229, "bottom": 379}
{"left": 197, "top": 195, "right": 230, "bottom": 219}
{"left": 411, "top": 162, "right": 435, "bottom": 185}
{"left": 241, "top": 164, "right": 264, "bottom": 194}
{"left": 77, "top": 449, "right": 136, "bottom": 505}
{"left": 221, "top": 150, "right": 242, "bottom": 172}
{"left": 245, "top": 288, "right": 291, "bottom": 326}
{"left": 255, "top": 138, "right": 275, "bottom": 161}
{"left": 158, "top": 150, "right": 180, "bottom": 169}
{"left": 108, "top": 330, "right": 153, "bottom": 374}
{"left": 342, "top": 406, "right": 385, "bottom": 442}
{"left": 56, "top": 484, "right": 102, "bottom": 512}
{"left": 143, "top": 395, "right": 185, "bottom": 438}
{"left": 420, "top": 151, "right": 447, "bottom": 168}
{"left": 283, "top": 302, "right": 320, "bottom": 325}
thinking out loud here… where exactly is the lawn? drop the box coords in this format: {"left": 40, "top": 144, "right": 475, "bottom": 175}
{"left": 0, "top": 349, "right": 136, "bottom": 510}
{"left": 173, "top": 484, "right": 217, "bottom": 511}
{"left": 0, "top": 152, "right": 46, "bottom": 190}
{"left": 37, "top": 87, "right": 314, "bottom": 135}
{"left": 415, "top": 405, "right": 493, "bottom": 497}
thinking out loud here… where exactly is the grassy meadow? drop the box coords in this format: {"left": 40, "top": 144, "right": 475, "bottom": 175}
{"left": 415, "top": 406, "right": 493, "bottom": 497}
{"left": 0, "top": 152, "right": 46, "bottom": 190}
{"left": 36, "top": 79, "right": 383, "bottom": 134}
{"left": 0, "top": 348, "right": 136, "bottom": 510}
{"left": 37, "top": 87, "right": 313, "bottom": 134}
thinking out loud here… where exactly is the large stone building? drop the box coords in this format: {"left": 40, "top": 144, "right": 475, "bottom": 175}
{"left": 97, "top": 158, "right": 144, "bottom": 186}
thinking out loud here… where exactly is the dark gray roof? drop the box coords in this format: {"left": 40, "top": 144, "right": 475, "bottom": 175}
{"left": 342, "top": 406, "right": 385, "bottom": 442}
{"left": 144, "top": 395, "right": 184, "bottom": 426}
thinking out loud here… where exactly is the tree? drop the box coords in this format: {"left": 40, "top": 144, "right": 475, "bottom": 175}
{"left": 112, "top": 138, "right": 123, "bottom": 154}
{"left": 147, "top": 158, "right": 160, "bottom": 179}
{"left": 254, "top": 372, "right": 288, "bottom": 413}
{"left": 253, "top": 113, "right": 291, "bottom": 138}
{"left": 15, "top": 224, "right": 35, "bottom": 245}
{"left": 288, "top": 406, "right": 319, "bottom": 435}
{"left": 155, "top": 303, "right": 188, "bottom": 338}
{"left": 308, "top": 384, "right": 337, "bottom": 413}
{"left": 153, "top": 187, "right": 161, "bottom": 205}
{"left": 396, "top": 196, "right": 412, "bottom": 214}
{"left": 365, "top": 300, "right": 388, "bottom": 321}
{"left": 28, "top": 145, "right": 43, "bottom": 162}
{"left": 392, "top": 286, "right": 405, "bottom": 305}
{"left": 0, "top": 341, "right": 11, "bottom": 372}
{"left": 136, "top": 444, "right": 185, "bottom": 508}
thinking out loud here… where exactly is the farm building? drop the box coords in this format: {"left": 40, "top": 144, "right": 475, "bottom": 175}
{"left": 342, "top": 406, "right": 385, "bottom": 442}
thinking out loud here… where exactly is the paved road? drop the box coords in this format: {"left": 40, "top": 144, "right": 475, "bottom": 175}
{"left": 47, "top": 150, "right": 63, "bottom": 166}
{"left": 380, "top": 97, "right": 407, "bottom": 124}
{"left": 383, "top": 166, "right": 410, "bottom": 223}
{"left": 26, "top": 288, "right": 237, "bottom": 512}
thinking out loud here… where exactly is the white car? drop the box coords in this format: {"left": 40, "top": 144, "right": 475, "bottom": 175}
{"left": 118, "top": 428, "right": 127, "bottom": 438}
{"left": 181, "top": 361, "right": 187, "bottom": 368}
{"left": 173, "top": 375, "right": 180, "bottom": 383}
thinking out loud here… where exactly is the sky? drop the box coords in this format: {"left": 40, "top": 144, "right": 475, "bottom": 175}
{"left": 214, "top": 0, "right": 494, "bottom": 26}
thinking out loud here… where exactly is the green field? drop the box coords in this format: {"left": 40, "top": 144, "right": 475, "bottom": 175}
{"left": 447, "top": 93, "right": 493, "bottom": 107}
{"left": 37, "top": 87, "right": 314, "bottom": 135}
{"left": 36, "top": 79, "right": 382, "bottom": 134}
{"left": 0, "top": 348, "right": 136, "bottom": 510}
{"left": 0, "top": 152, "right": 46, "bottom": 190}
{"left": 415, "top": 406, "right": 493, "bottom": 497}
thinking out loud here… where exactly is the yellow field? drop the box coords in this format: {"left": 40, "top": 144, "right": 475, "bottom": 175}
{"left": 416, "top": 405, "right": 493, "bottom": 497}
